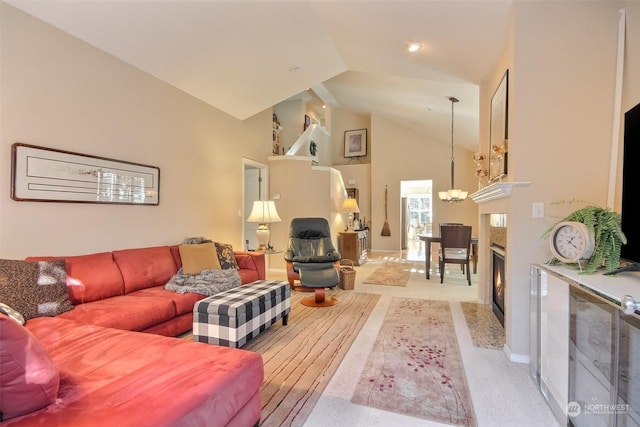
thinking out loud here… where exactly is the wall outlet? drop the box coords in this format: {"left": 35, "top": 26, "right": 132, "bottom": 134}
{"left": 532, "top": 202, "right": 544, "bottom": 219}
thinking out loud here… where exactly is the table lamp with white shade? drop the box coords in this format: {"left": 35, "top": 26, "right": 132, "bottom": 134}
{"left": 246, "top": 200, "right": 281, "bottom": 250}
{"left": 341, "top": 198, "right": 360, "bottom": 232}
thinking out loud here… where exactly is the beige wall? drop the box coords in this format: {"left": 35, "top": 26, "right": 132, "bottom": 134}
{"left": 0, "top": 4, "right": 272, "bottom": 258}
{"left": 330, "top": 107, "right": 372, "bottom": 166}
{"left": 267, "top": 156, "right": 342, "bottom": 253}
{"left": 370, "top": 114, "right": 479, "bottom": 252}
{"left": 333, "top": 163, "right": 372, "bottom": 228}
{"left": 478, "top": 0, "right": 639, "bottom": 360}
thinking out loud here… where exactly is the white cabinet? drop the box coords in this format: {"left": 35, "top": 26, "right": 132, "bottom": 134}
{"left": 533, "top": 267, "right": 570, "bottom": 425}
{"left": 540, "top": 270, "right": 570, "bottom": 423}
{"left": 531, "top": 264, "right": 640, "bottom": 427}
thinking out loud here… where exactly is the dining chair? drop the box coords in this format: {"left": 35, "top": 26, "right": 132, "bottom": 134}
{"left": 438, "top": 224, "right": 472, "bottom": 286}
{"left": 439, "top": 223, "right": 463, "bottom": 272}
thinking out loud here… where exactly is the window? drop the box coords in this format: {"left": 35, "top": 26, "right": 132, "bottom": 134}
{"left": 407, "top": 194, "right": 432, "bottom": 237}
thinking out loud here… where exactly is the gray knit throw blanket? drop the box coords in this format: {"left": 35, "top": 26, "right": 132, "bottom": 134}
{"left": 165, "top": 268, "right": 241, "bottom": 296}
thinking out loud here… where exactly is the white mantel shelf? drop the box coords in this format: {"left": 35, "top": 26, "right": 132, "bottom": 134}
{"left": 469, "top": 181, "right": 531, "bottom": 203}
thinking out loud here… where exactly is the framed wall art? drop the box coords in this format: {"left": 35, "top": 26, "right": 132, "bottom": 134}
{"left": 11, "top": 143, "right": 160, "bottom": 205}
{"left": 489, "top": 70, "right": 509, "bottom": 182}
{"left": 344, "top": 128, "right": 367, "bottom": 158}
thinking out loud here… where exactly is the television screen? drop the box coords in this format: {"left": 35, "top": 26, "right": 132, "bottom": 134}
{"left": 620, "top": 102, "right": 640, "bottom": 265}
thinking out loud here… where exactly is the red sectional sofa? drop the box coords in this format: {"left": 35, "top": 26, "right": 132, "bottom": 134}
{"left": 25, "top": 244, "right": 266, "bottom": 337}
{"left": 3, "top": 315, "right": 264, "bottom": 426}
{"left": 1, "top": 244, "right": 266, "bottom": 426}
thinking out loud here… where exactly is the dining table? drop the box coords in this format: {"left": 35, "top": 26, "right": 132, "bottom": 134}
{"left": 418, "top": 233, "right": 479, "bottom": 279}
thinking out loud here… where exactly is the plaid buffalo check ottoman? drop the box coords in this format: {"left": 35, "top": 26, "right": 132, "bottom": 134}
{"left": 193, "top": 280, "right": 291, "bottom": 348}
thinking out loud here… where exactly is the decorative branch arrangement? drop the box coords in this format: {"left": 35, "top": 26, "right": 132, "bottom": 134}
{"left": 473, "top": 153, "right": 488, "bottom": 189}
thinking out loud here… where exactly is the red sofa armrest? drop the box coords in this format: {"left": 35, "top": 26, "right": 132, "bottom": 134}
{"left": 234, "top": 251, "right": 266, "bottom": 280}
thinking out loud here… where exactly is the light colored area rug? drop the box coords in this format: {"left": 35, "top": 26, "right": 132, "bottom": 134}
{"left": 352, "top": 297, "right": 477, "bottom": 427}
{"left": 245, "top": 288, "right": 379, "bottom": 427}
{"left": 460, "top": 302, "right": 505, "bottom": 349}
{"left": 181, "top": 289, "right": 379, "bottom": 426}
{"left": 362, "top": 261, "right": 413, "bottom": 286}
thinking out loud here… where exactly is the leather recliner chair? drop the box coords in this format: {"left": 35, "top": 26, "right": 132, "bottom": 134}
{"left": 284, "top": 217, "right": 341, "bottom": 306}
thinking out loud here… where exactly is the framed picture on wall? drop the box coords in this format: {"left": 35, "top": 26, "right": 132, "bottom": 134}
{"left": 489, "top": 70, "right": 508, "bottom": 182}
{"left": 11, "top": 143, "right": 160, "bottom": 205}
{"left": 344, "top": 128, "right": 367, "bottom": 158}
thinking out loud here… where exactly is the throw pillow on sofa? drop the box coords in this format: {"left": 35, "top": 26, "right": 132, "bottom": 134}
{"left": 0, "top": 258, "right": 73, "bottom": 321}
{"left": 215, "top": 242, "right": 240, "bottom": 270}
{"left": 0, "top": 314, "right": 60, "bottom": 420}
{"left": 179, "top": 243, "right": 221, "bottom": 275}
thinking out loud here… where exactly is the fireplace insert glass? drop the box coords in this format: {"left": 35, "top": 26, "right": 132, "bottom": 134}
{"left": 491, "top": 247, "right": 505, "bottom": 326}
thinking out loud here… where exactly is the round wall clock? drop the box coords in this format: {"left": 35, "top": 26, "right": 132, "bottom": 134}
{"left": 549, "top": 221, "right": 595, "bottom": 263}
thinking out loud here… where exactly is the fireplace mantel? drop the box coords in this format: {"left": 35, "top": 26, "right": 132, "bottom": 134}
{"left": 469, "top": 182, "right": 531, "bottom": 203}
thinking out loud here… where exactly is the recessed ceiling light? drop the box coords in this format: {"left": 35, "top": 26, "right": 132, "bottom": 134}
{"left": 406, "top": 42, "right": 422, "bottom": 52}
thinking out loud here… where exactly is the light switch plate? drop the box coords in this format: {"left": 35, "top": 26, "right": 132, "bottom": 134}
{"left": 532, "top": 202, "right": 544, "bottom": 218}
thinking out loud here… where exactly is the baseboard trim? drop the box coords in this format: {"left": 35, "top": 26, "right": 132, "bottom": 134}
{"left": 503, "top": 344, "right": 530, "bottom": 364}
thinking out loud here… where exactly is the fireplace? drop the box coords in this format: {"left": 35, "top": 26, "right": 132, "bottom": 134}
{"left": 491, "top": 246, "right": 506, "bottom": 326}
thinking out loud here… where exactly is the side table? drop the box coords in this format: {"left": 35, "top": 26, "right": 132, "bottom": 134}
{"left": 338, "top": 230, "right": 368, "bottom": 266}
{"left": 254, "top": 249, "right": 283, "bottom": 255}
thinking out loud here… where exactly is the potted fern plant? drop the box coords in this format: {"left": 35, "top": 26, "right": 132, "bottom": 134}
{"left": 544, "top": 202, "right": 627, "bottom": 274}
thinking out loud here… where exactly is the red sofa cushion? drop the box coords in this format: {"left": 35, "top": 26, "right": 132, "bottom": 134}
{"left": 57, "top": 295, "right": 175, "bottom": 331}
{"left": 26, "top": 252, "right": 124, "bottom": 305}
{"left": 140, "top": 313, "right": 192, "bottom": 337}
{"left": 112, "top": 246, "right": 177, "bottom": 293}
{"left": 169, "top": 244, "right": 182, "bottom": 269}
{"left": 0, "top": 315, "right": 60, "bottom": 420}
{"left": 10, "top": 317, "right": 264, "bottom": 426}
{"left": 129, "top": 286, "right": 204, "bottom": 315}
{"left": 236, "top": 253, "right": 266, "bottom": 280}
{"left": 238, "top": 269, "right": 260, "bottom": 284}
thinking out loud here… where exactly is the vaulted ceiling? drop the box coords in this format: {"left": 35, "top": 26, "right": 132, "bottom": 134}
{"left": 6, "top": 0, "right": 513, "bottom": 151}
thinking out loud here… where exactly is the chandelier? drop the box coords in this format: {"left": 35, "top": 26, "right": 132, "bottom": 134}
{"left": 438, "top": 96, "right": 468, "bottom": 202}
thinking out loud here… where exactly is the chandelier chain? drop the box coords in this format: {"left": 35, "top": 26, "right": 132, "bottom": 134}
{"left": 438, "top": 96, "right": 466, "bottom": 203}
{"left": 449, "top": 96, "right": 458, "bottom": 189}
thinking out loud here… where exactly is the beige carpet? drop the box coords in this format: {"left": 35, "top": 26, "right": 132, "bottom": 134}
{"left": 362, "top": 261, "right": 414, "bottom": 286}
{"left": 460, "top": 302, "right": 505, "bottom": 349}
{"left": 352, "top": 297, "right": 477, "bottom": 427}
